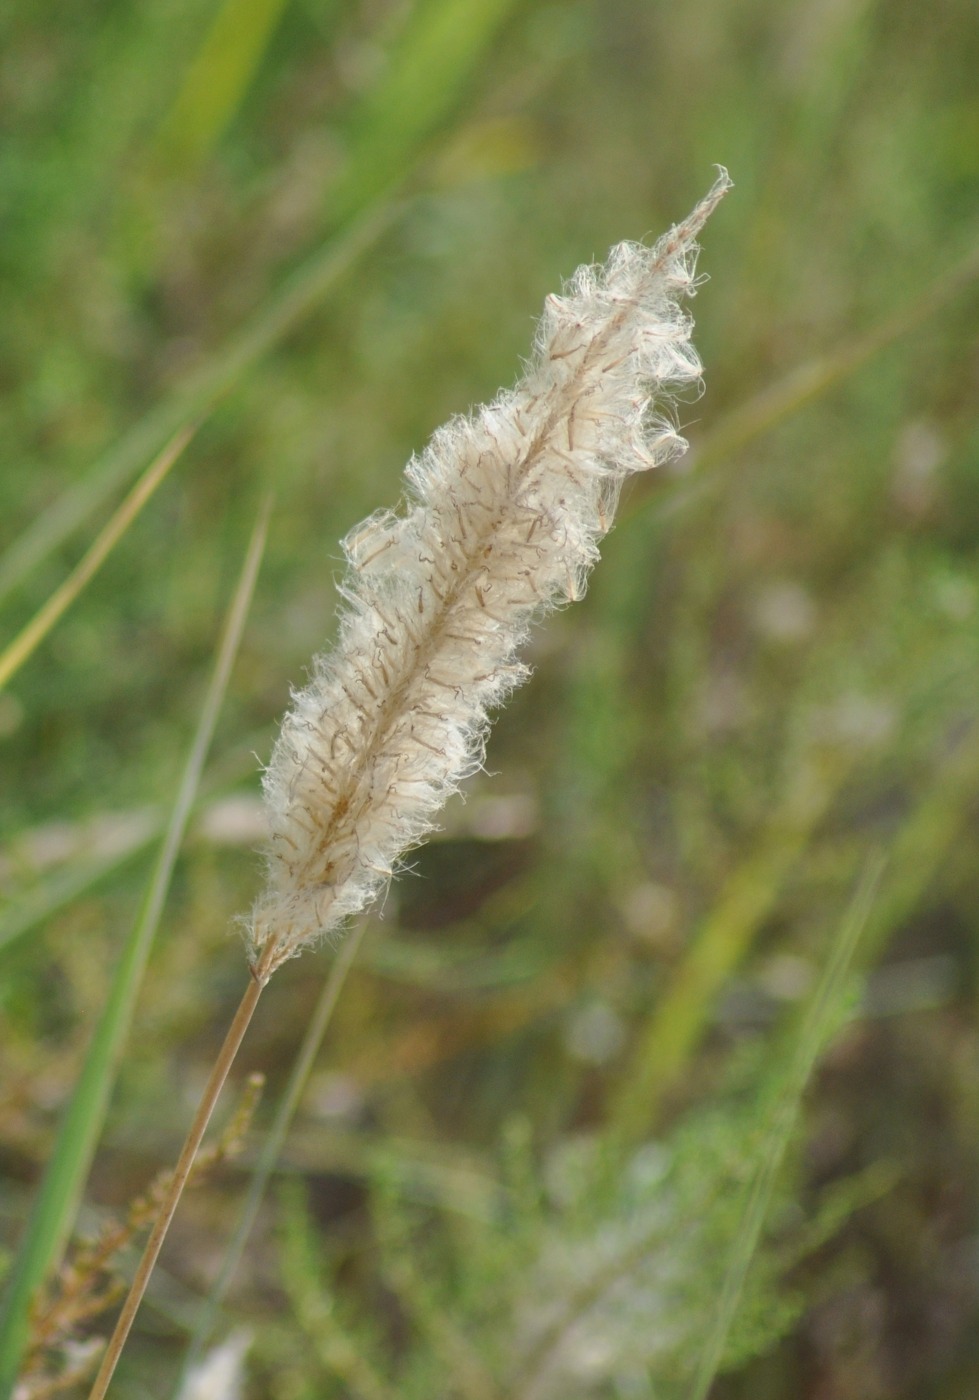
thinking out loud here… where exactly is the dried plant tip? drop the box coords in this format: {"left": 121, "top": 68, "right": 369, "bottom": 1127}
{"left": 248, "top": 170, "right": 731, "bottom": 979}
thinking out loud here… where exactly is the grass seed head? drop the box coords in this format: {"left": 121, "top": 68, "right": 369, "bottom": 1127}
{"left": 247, "top": 171, "right": 731, "bottom": 980}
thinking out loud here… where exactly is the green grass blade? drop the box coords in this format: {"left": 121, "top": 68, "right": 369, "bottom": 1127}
{"left": 686, "top": 852, "right": 885, "bottom": 1400}
{"left": 155, "top": 0, "right": 296, "bottom": 170}
{"left": 330, "top": 0, "right": 521, "bottom": 226}
{"left": 0, "top": 501, "right": 271, "bottom": 1394}
{"left": 0, "top": 426, "right": 194, "bottom": 692}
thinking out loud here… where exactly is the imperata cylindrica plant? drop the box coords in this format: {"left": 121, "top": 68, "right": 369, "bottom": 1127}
{"left": 248, "top": 167, "right": 733, "bottom": 981}
{"left": 86, "top": 170, "right": 730, "bottom": 1398}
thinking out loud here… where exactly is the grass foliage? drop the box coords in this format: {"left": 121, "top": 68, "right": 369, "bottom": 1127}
{"left": 2, "top": 0, "right": 979, "bottom": 1396}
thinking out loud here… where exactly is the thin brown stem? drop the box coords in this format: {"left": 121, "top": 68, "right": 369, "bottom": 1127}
{"left": 86, "top": 974, "right": 265, "bottom": 1400}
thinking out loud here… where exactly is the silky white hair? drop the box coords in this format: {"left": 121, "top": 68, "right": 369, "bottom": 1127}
{"left": 247, "top": 171, "right": 731, "bottom": 980}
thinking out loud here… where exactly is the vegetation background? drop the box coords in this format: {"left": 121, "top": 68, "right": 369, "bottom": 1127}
{"left": 2, "top": 0, "right": 979, "bottom": 1395}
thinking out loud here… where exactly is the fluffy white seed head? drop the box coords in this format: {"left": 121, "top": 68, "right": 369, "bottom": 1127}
{"left": 247, "top": 171, "right": 731, "bottom": 981}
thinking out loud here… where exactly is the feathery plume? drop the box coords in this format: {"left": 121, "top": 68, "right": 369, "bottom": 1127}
{"left": 248, "top": 170, "right": 731, "bottom": 981}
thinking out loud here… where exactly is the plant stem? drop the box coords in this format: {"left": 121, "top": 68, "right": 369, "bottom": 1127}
{"left": 86, "top": 974, "right": 265, "bottom": 1400}
{"left": 175, "top": 920, "right": 367, "bottom": 1391}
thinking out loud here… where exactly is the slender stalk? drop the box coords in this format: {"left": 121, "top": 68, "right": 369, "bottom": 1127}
{"left": 175, "top": 920, "right": 367, "bottom": 1392}
{"left": 86, "top": 974, "right": 265, "bottom": 1400}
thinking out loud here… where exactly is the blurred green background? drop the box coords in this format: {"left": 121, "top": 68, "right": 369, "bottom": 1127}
{"left": 2, "top": 0, "right": 979, "bottom": 1395}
